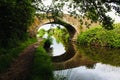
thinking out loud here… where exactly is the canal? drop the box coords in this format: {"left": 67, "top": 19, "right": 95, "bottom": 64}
{"left": 38, "top": 24, "right": 120, "bottom": 80}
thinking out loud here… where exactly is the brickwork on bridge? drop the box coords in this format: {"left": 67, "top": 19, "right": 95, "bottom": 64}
{"left": 28, "top": 14, "right": 99, "bottom": 40}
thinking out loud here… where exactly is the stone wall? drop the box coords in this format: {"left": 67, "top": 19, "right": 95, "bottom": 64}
{"left": 28, "top": 14, "right": 99, "bottom": 40}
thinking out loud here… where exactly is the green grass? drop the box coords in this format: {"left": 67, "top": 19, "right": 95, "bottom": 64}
{"left": 30, "top": 40, "right": 53, "bottom": 80}
{"left": 0, "top": 38, "right": 37, "bottom": 73}
{"left": 77, "top": 23, "right": 120, "bottom": 48}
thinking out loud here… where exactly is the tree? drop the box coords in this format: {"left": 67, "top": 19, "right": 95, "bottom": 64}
{"left": 0, "top": 0, "right": 35, "bottom": 48}
{"left": 35, "top": 0, "right": 120, "bottom": 30}
{"left": 72, "top": 0, "right": 120, "bottom": 29}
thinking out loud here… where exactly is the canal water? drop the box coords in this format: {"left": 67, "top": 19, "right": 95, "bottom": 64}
{"left": 39, "top": 24, "right": 120, "bottom": 80}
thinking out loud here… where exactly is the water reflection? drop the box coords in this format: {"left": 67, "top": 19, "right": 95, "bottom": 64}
{"left": 50, "top": 36, "right": 66, "bottom": 56}
{"left": 52, "top": 42, "right": 75, "bottom": 63}
{"left": 43, "top": 34, "right": 66, "bottom": 57}
{"left": 53, "top": 43, "right": 96, "bottom": 70}
{"left": 54, "top": 63, "right": 120, "bottom": 80}
{"left": 78, "top": 46, "right": 120, "bottom": 66}
{"left": 53, "top": 44, "right": 120, "bottom": 80}
{"left": 38, "top": 24, "right": 120, "bottom": 80}
{"left": 43, "top": 33, "right": 76, "bottom": 63}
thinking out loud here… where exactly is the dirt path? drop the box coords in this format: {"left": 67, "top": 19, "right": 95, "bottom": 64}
{"left": 0, "top": 39, "right": 42, "bottom": 80}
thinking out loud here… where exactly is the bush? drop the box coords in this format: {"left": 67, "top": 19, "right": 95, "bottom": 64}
{"left": 0, "top": 0, "right": 35, "bottom": 48}
{"left": 77, "top": 24, "right": 120, "bottom": 48}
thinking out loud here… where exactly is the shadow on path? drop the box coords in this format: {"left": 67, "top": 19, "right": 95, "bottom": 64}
{"left": 0, "top": 39, "right": 42, "bottom": 80}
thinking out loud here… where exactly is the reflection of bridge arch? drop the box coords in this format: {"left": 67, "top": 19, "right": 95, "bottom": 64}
{"left": 52, "top": 42, "right": 96, "bottom": 70}
{"left": 52, "top": 42, "right": 76, "bottom": 62}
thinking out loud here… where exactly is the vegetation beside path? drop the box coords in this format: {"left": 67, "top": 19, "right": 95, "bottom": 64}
{"left": 0, "top": 38, "right": 37, "bottom": 73}
{"left": 29, "top": 39, "right": 54, "bottom": 80}
{"left": 0, "top": 39, "right": 54, "bottom": 80}
{"left": 0, "top": 38, "right": 38, "bottom": 80}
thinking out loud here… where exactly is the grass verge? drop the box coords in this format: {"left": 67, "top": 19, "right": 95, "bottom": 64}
{"left": 0, "top": 38, "right": 37, "bottom": 73}
{"left": 30, "top": 40, "right": 53, "bottom": 80}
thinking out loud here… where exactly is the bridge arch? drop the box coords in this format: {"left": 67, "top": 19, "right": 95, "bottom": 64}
{"left": 28, "top": 14, "right": 99, "bottom": 40}
{"left": 37, "top": 21, "right": 76, "bottom": 40}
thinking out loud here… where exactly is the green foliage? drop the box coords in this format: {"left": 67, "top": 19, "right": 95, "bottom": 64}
{"left": 77, "top": 24, "right": 120, "bottom": 48}
{"left": 37, "top": 29, "right": 46, "bottom": 38}
{"left": 30, "top": 41, "right": 53, "bottom": 80}
{"left": 0, "top": 0, "right": 35, "bottom": 48}
{"left": 35, "top": 0, "right": 120, "bottom": 30}
{"left": 0, "top": 38, "right": 37, "bottom": 73}
{"left": 48, "top": 27, "right": 70, "bottom": 44}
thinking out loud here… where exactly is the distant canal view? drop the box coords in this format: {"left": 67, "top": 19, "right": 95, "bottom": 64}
{"left": 38, "top": 24, "right": 120, "bottom": 80}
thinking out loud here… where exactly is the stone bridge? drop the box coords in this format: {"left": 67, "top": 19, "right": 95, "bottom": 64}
{"left": 28, "top": 14, "right": 99, "bottom": 41}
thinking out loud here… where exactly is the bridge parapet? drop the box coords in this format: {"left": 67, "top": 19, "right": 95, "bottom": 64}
{"left": 28, "top": 14, "right": 99, "bottom": 40}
